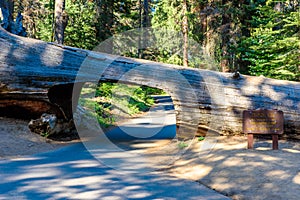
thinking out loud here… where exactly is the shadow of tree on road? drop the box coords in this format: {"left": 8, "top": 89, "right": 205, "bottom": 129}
{"left": 0, "top": 143, "right": 228, "bottom": 200}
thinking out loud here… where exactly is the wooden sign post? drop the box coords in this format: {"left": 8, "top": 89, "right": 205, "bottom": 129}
{"left": 243, "top": 109, "right": 284, "bottom": 150}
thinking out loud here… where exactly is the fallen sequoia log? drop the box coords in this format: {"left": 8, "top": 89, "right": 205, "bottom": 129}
{"left": 1, "top": 27, "right": 300, "bottom": 140}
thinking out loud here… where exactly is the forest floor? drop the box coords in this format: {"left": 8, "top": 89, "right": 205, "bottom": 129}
{"left": 1, "top": 117, "right": 300, "bottom": 200}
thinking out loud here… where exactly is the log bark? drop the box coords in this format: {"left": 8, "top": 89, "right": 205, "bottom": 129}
{"left": 0, "top": 27, "right": 300, "bottom": 139}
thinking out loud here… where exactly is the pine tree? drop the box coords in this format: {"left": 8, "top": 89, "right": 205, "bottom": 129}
{"left": 239, "top": 0, "right": 300, "bottom": 81}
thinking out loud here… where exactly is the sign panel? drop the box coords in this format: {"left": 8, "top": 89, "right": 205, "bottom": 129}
{"left": 243, "top": 109, "right": 284, "bottom": 134}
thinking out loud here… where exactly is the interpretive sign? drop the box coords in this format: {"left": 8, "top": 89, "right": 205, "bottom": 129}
{"left": 243, "top": 109, "right": 284, "bottom": 150}
{"left": 243, "top": 109, "right": 284, "bottom": 134}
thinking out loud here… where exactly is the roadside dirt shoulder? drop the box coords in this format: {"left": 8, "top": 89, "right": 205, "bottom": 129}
{"left": 167, "top": 136, "right": 300, "bottom": 200}
{"left": 0, "top": 117, "right": 78, "bottom": 159}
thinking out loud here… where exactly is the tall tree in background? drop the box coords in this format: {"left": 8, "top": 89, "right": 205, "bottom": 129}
{"left": 16, "top": 0, "right": 45, "bottom": 39}
{"left": 63, "top": 0, "right": 98, "bottom": 49}
{"left": 0, "top": 0, "right": 26, "bottom": 36}
{"left": 238, "top": 0, "right": 300, "bottom": 81}
{"left": 151, "top": 0, "right": 191, "bottom": 66}
{"left": 54, "top": 0, "right": 67, "bottom": 44}
{"left": 2, "top": 0, "right": 298, "bottom": 81}
{"left": 138, "top": 0, "right": 151, "bottom": 59}
{"left": 141, "top": 0, "right": 150, "bottom": 27}
{"left": 94, "top": 0, "right": 114, "bottom": 53}
{"left": 220, "top": 0, "right": 230, "bottom": 72}
{"left": 96, "top": 0, "right": 114, "bottom": 42}
{"left": 0, "top": 0, "right": 13, "bottom": 21}
{"left": 182, "top": 0, "right": 188, "bottom": 67}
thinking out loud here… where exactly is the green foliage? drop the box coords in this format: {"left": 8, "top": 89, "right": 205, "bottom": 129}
{"left": 41, "top": 131, "right": 50, "bottom": 138}
{"left": 150, "top": 0, "right": 188, "bottom": 66}
{"left": 103, "top": 83, "right": 156, "bottom": 115}
{"left": 150, "top": 0, "right": 223, "bottom": 69}
{"left": 140, "top": 85, "right": 166, "bottom": 96}
{"left": 95, "top": 82, "right": 114, "bottom": 98}
{"left": 64, "top": 0, "right": 98, "bottom": 49}
{"left": 152, "top": 0, "right": 182, "bottom": 31}
{"left": 80, "top": 82, "right": 164, "bottom": 127}
{"left": 22, "top": 0, "right": 98, "bottom": 49}
{"left": 95, "top": 100, "right": 115, "bottom": 128}
{"left": 237, "top": 0, "right": 300, "bottom": 81}
{"left": 17, "top": 0, "right": 299, "bottom": 81}
{"left": 37, "top": 0, "right": 54, "bottom": 41}
{"left": 114, "top": 0, "right": 140, "bottom": 32}
{"left": 178, "top": 141, "right": 188, "bottom": 149}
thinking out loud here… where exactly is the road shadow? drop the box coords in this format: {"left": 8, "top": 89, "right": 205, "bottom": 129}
{"left": 0, "top": 143, "right": 229, "bottom": 200}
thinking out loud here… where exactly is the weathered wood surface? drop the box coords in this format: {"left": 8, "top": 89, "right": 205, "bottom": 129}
{"left": 1, "top": 27, "right": 300, "bottom": 139}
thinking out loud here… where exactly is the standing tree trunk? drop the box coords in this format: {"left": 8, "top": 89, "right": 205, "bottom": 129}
{"left": 142, "top": 0, "right": 150, "bottom": 28}
{"left": 0, "top": 0, "right": 7, "bottom": 21}
{"left": 0, "top": 0, "right": 13, "bottom": 20}
{"left": 182, "top": 0, "right": 189, "bottom": 67}
{"left": 138, "top": 0, "right": 150, "bottom": 59}
{"left": 6, "top": 0, "right": 13, "bottom": 20}
{"left": 95, "top": 0, "right": 114, "bottom": 53}
{"left": 0, "top": 0, "right": 14, "bottom": 30}
{"left": 95, "top": 0, "right": 114, "bottom": 41}
{"left": 220, "top": 0, "right": 231, "bottom": 72}
{"left": 0, "top": 0, "right": 26, "bottom": 36}
{"left": 54, "top": 0, "right": 67, "bottom": 44}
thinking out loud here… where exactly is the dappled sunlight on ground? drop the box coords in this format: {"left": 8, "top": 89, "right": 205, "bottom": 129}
{"left": 0, "top": 144, "right": 229, "bottom": 200}
{"left": 166, "top": 136, "right": 300, "bottom": 200}
{"left": 2, "top": 116, "right": 299, "bottom": 199}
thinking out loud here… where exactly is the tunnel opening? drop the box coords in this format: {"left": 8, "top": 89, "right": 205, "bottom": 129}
{"left": 77, "top": 81, "right": 176, "bottom": 141}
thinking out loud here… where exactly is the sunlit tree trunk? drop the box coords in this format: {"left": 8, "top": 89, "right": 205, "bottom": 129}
{"left": 182, "top": 0, "right": 188, "bottom": 67}
{"left": 138, "top": 0, "right": 151, "bottom": 59}
{"left": 54, "top": 0, "right": 67, "bottom": 44}
{"left": 0, "top": 0, "right": 6, "bottom": 20}
{"left": 142, "top": 0, "right": 150, "bottom": 27}
{"left": 0, "top": 0, "right": 14, "bottom": 28}
{"left": 220, "top": 0, "right": 230, "bottom": 72}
